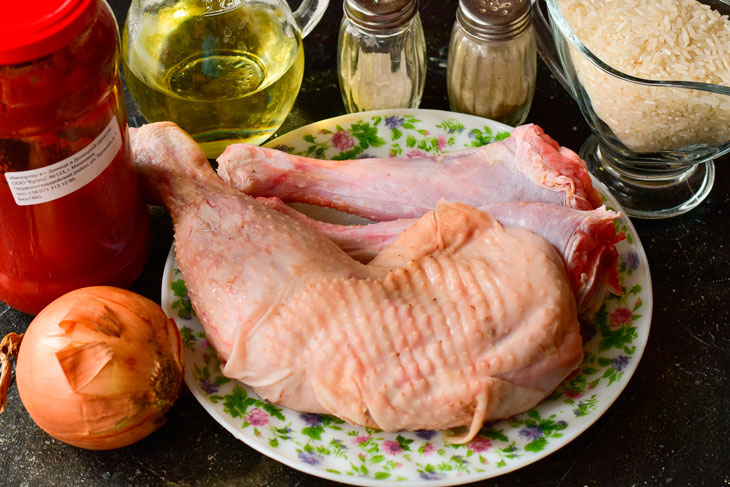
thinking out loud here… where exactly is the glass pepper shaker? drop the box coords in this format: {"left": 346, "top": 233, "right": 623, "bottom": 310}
{"left": 447, "top": 0, "right": 536, "bottom": 126}
{"left": 338, "top": 0, "right": 427, "bottom": 113}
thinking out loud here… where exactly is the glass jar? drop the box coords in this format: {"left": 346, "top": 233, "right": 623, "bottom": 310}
{"left": 447, "top": 0, "right": 536, "bottom": 126}
{"left": 0, "top": 0, "right": 150, "bottom": 314}
{"left": 338, "top": 0, "right": 427, "bottom": 113}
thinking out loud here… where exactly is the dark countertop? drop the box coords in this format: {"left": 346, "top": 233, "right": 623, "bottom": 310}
{"left": 1, "top": 1, "right": 729, "bottom": 485}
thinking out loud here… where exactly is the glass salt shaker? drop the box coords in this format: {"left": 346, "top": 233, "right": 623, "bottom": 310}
{"left": 447, "top": 0, "right": 536, "bottom": 126}
{"left": 338, "top": 0, "right": 427, "bottom": 113}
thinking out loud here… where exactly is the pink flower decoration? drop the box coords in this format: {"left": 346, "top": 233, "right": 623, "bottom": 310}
{"left": 468, "top": 436, "right": 492, "bottom": 453}
{"left": 382, "top": 440, "right": 402, "bottom": 455}
{"left": 245, "top": 407, "right": 269, "bottom": 426}
{"left": 564, "top": 389, "right": 583, "bottom": 399}
{"left": 610, "top": 307, "right": 633, "bottom": 327}
{"left": 331, "top": 131, "right": 355, "bottom": 151}
{"left": 353, "top": 435, "right": 371, "bottom": 445}
{"left": 422, "top": 442, "right": 435, "bottom": 455}
{"left": 407, "top": 149, "right": 427, "bottom": 158}
{"left": 436, "top": 135, "right": 448, "bottom": 151}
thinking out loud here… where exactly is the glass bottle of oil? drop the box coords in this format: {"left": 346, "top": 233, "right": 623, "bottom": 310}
{"left": 122, "top": 0, "right": 328, "bottom": 158}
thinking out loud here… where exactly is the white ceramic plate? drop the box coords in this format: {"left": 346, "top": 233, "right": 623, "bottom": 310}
{"left": 160, "top": 109, "right": 652, "bottom": 486}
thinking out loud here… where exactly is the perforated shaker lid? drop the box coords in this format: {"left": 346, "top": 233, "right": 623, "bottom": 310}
{"left": 344, "top": 0, "right": 419, "bottom": 30}
{"left": 457, "top": 0, "right": 532, "bottom": 40}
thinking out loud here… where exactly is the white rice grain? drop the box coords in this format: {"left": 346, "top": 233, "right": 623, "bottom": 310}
{"left": 558, "top": 0, "right": 730, "bottom": 151}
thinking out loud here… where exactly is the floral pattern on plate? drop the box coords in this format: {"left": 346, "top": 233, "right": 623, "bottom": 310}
{"left": 161, "top": 109, "right": 652, "bottom": 487}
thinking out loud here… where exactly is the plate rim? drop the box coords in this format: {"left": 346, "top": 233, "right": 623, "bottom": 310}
{"left": 162, "top": 108, "right": 653, "bottom": 486}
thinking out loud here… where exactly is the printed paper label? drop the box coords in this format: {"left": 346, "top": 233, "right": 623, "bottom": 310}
{"left": 5, "top": 118, "right": 123, "bottom": 206}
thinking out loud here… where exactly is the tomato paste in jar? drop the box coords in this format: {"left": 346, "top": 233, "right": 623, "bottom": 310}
{"left": 0, "top": 0, "right": 150, "bottom": 314}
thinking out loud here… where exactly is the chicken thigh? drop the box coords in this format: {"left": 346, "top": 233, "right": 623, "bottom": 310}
{"left": 256, "top": 197, "right": 623, "bottom": 318}
{"left": 132, "top": 122, "right": 583, "bottom": 443}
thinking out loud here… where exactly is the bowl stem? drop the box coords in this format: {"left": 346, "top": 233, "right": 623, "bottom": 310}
{"left": 580, "top": 135, "right": 716, "bottom": 219}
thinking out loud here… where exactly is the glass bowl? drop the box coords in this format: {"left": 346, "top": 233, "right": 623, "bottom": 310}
{"left": 534, "top": 0, "right": 730, "bottom": 218}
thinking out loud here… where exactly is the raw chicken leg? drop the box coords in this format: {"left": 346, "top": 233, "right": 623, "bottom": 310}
{"left": 132, "top": 122, "right": 582, "bottom": 443}
{"left": 257, "top": 198, "right": 623, "bottom": 318}
{"left": 217, "top": 124, "right": 602, "bottom": 220}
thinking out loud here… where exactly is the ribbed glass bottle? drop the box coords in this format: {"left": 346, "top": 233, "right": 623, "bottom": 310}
{"left": 338, "top": 0, "right": 426, "bottom": 113}
{"left": 447, "top": 0, "right": 536, "bottom": 126}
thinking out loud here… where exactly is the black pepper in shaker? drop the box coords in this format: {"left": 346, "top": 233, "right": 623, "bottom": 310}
{"left": 447, "top": 0, "right": 537, "bottom": 126}
{"left": 338, "top": 0, "right": 427, "bottom": 112}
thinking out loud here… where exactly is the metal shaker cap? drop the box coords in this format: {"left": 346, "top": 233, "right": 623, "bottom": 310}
{"left": 344, "top": 0, "right": 419, "bottom": 30}
{"left": 457, "top": 0, "right": 532, "bottom": 40}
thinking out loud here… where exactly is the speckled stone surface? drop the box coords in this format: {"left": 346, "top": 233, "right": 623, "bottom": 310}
{"left": 1, "top": 1, "right": 729, "bottom": 486}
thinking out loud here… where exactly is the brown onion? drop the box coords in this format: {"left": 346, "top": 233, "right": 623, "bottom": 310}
{"left": 6, "top": 286, "right": 184, "bottom": 450}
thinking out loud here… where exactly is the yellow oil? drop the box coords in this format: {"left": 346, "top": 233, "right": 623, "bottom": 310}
{"left": 122, "top": 3, "right": 304, "bottom": 158}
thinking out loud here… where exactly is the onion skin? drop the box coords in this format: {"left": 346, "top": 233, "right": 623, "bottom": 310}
{"left": 15, "top": 286, "right": 184, "bottom": 450}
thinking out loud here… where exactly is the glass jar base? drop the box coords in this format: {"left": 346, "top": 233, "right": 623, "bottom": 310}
{"left": 581, "top": 135, "right": 715, "bottom": 219}
{"left": 0, "top": 221, "right": 150, "bottom": 315}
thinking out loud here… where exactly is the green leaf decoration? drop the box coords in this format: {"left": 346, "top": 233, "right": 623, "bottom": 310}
{"left": 349, "top": 121, "right": 386, "bottom": 149}
{"left": 331, "top": 146, "right": 363, "bottom": 160}
{"left": 371, "top": 455, "right": 385, "bottom": 464}
{"left": 222, "top": 385, "right": 249, "bottom": 418}
{"left": 483, "top": 429, "right": 509, "bottom": 442}
{"left": 261, "top": 402, "right": 286, "bottom": 421}
{"left": 524, "top": 437, "right": 548, "bottom": 452}
{"left": 179, "top": 326, "right": 197, "bottom": 350}
{"left": 437, "top": 119, "right": 466, "bottom": 134}
{"left": 396, "top": 434, "right": 414, "bottom": 451}
{"left": 302, "top": 425, "right": 324, "bottom": 440}
{"left": 170, "top": 279, "right": 195, "bottom": 319}
{"left": 466, "top": 126, "right": 502, "bottom": 147}
{"left": 598, "top": 325, "right": 638, "bottom": 351}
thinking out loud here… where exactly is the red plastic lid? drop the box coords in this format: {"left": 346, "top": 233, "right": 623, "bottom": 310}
{"left": 0, "top": 0, "right": 98, "bottom": 65}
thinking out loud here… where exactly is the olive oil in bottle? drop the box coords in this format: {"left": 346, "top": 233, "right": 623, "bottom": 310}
{"left": 122, "top": 2, "right": 304, "bottom": 158}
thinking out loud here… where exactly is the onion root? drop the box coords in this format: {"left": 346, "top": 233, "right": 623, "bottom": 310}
{"left": 0, "top": 332, "right": 23, "bottom": 414}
